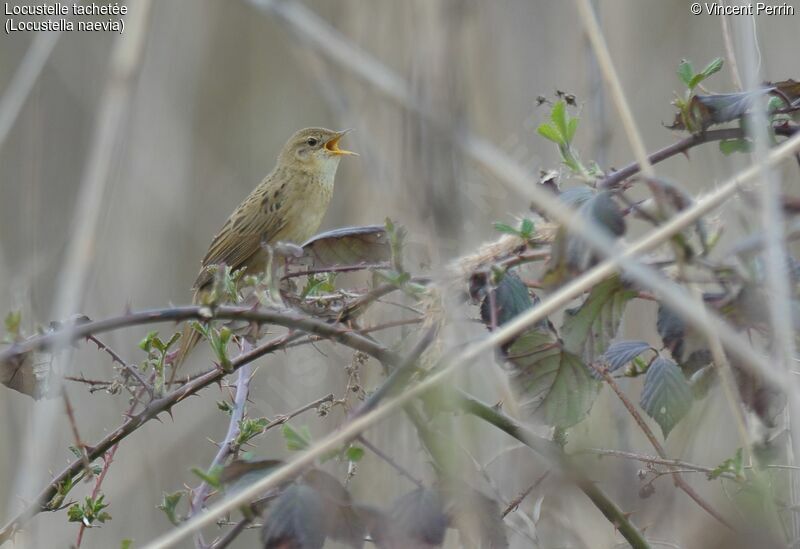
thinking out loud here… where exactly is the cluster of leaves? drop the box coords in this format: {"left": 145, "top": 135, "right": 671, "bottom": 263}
{"left": 138, "top": 330, "right": 181, "bottom": 393}
{"left": 482, "top": 75, "right": 795, "bottom": 439}
{"left": 670, "top": 57, "right": 800, "bottom": 155}
{"left": 67, "top": 495, "right": 111, "bottom": 528}
{"left": 478, "top": 271, "right": 639, "bottom": 429}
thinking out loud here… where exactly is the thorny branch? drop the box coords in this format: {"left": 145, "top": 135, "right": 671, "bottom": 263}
{"left": 0, "top": 304, "right": 648, "bottom": 549}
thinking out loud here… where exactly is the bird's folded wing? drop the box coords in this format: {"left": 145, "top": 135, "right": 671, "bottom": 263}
{"left": 192, "top": 211, "right": 286, "bottom": 291}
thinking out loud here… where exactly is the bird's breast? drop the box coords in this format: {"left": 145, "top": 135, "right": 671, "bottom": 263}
{"left": 276, "top": 172, "right": 334, "bottom": 245}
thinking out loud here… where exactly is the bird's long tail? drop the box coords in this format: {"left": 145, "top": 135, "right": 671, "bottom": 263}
{"left": 172, "top": 322, "right": 201, "bottom": 371}
{"left": 168, "top": 288, "right": 205, "bottom": 382}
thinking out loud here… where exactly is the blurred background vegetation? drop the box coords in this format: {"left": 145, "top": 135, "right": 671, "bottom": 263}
{"left": 0, "top": 1, "right": 798, "bottom": 547}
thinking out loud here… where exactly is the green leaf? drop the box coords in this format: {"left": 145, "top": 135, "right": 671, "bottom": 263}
{"left": 639, "top": 357, "right": 693, "bottom": 438}
{"left": 700, "top": 57, "right": 724, "bottom": 80}
{"left": 138, "top": 330, "right": 159, "bottom": 352}
{"left": 560, "top": 276, "right": 637, "bottom": 363}
{"left": 550, "top": 100, "right": 569, "bottom": 140}
{"left": 480, "top": 272, "right": 533, "bottom": 327}
{"left": 677, "top": 59, "right": 695, "bottom": 87}
{"left": 4, "top": 310, "right": 21, "bottom": 338}
{"left": 536, "top": 123, "right": 563, "bottom": 145}
{"left": 565, "top": 116, "right": 579, "bottom": 143}
{"left": 157, "top": 491, "right": 183, "bottom": 526}
{"left": 708, "top": 448, "right": 744, "bottom": 480}
{"left": 519, "top": 218, "right": 535, "bottom": 238}
{"left": 492, "top": 222, "right": 519, "bottom": 236}
{"left": 190, "top": 465, "right": 223, "bottom": 489}
{"left": 120, "top": 540, "right": 133, "bottom": 549}
{"left": 768, "top": 95, "right": 786, "bottom": 112}
{"left": 505, "top": 330, "right": 600, "bottom": 427}
{"left": 719, "top": 138, "right": 753, "bottom": 155}
{"left": 601, "top": 340, "right": 654, "bottom": 373}
{"left": 67, "top": 504, "right": 84, "bottom": 522}
{"left": 236, "top": 417, "right": 269, "bottom": 446}
{"left": 68, "top": 495, "right": 112, "bottom": 526}
{"left": 345, "top": 446, "right": 365, "bottom": 462}
{"left": 282, "top": 423, "right": 312, "bottom": 451}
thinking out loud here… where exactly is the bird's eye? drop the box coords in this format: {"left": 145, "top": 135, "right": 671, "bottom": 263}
{"left": 306, "top": 137, "right": 319, "bottom": 147}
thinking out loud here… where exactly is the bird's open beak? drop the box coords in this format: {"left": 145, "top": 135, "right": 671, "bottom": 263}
{"left": 325, "top": 129, "right": 358, "bottom": 156}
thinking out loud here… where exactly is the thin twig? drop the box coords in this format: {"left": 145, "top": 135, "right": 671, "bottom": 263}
{"left": 281, "top": 262, "right": 390, "bottom": 280}
{"left": 597, "top": 368, "right": 734, "bottom": 529}
{"left": 502, "top": 471, "right": 550, "bottom": 518}
{"left": 357, "top": 435, "right": 424, "bottom": 488}
{"left": 261, "top": 393, "right": 335, "bottom": 432}
{"left": 62, "top": 390, "right": 93, "bottom": 477}
{"left": 75, "top": 381, "right": 150, "bottom": 548}
{"left": 456, "top": 392, "right": 650, "bottom": 549}
{"left": 86, "top": 334, "right": 152, "bottom": 396}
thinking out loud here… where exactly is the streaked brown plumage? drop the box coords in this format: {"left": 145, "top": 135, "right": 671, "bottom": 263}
{"left": 172, "top": 127, "right": 356, "bottom": 368}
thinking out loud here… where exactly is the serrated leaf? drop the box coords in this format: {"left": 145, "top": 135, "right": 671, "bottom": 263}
{"left": 295, "top": 225, "right": 390, "bottom": 270}
{"left": 640, "top": 357, "right": 693, "bottom": 439}
{"left": 561, "top": 276, "right": 637, "bottom": 363}
{"left": 601, "top": 340, "right": 654, "bottom": 373}
{"left": 537, "top": 123, "right": 563, "bottom": 145}
{"left": 678, "top": 59, "right": 695, "bottom": 87}
{"left": 505, "top": 330, "right": 599, "bottom": 427}
{"left": 480, "top": 272, "right": 533, "bottom": 327}
{"left": 157, "top": 491, "right": 183, "bottom": 526}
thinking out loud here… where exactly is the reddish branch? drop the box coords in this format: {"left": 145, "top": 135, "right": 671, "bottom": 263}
{"left": 598, "top": 125, "right": 798, "bottom": 190}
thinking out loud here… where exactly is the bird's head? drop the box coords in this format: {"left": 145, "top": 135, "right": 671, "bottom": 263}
{"left": 279, "top": 127, "right": 357, "bottom": 176}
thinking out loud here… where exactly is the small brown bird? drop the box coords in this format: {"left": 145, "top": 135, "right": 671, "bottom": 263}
{"left": 173, "top": 127, "right": 356, "bottom": 368}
